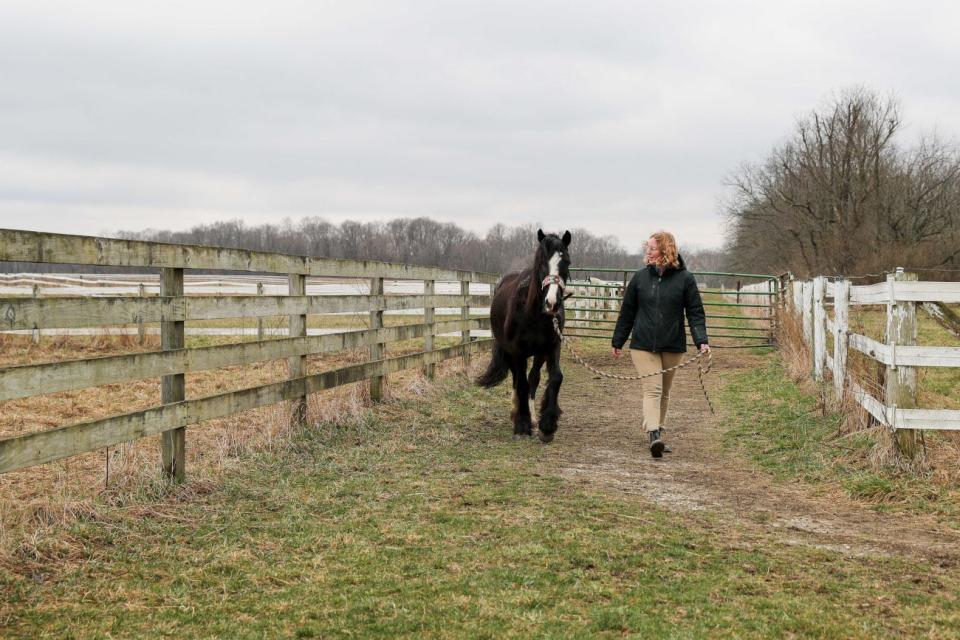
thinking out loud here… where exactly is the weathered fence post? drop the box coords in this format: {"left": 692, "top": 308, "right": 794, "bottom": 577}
{"left": 833, "top": 279, "right": 850, "bottom": 400}
{"left": 770, "top": 277, "right": 780, "bottom": 344}
{"left": 589, "top": 281, "right": 595, "bottom": 326}
{"left": 256, "top": 282, "right": 265, "bottom": 342}
{"left": 160, "top": 267, "right": 186, "bottom": 482}
{"left": 885, "top": 268, "right": 920, "bottom": 460}
{"left": 802, "top": 280, "right": 813, "bottom": 346}
{"left": 369, "top": 276, "right": 385, "bottom": 401}
{"left": 791, "top": 277, "right": 802, "bottom": 320}
{"left": 31, "top": 283, "right": 40, "bottom": 345}
{"left": 461, "top": 279, "right": 471, "bottom": 369}
{"left": 137, "top": 283, "right": 146, "bottom": 345}
{"left": 580, "top": 282, "right": 587, "bottom": 324}
{"left": 289, "top": 273, "right": 307, "bottom": 426}
{"left": 423, "top": 279, "right": 435, "bottom": 379}
{"left": 813, "top": 276, "right": 826, "bottom": 381}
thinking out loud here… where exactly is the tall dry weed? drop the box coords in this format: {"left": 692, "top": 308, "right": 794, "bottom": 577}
{"left": 776, "top": 309, "right": 813, "bottom": 386}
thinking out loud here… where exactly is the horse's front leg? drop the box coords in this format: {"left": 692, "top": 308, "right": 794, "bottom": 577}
{"left": 537, "top": 347, "right": 563, "bottom": 443}
{"left": 510, "top": 357, "right": 533, "bottom": 437}
{"left": 528, "top": 354, "right": 545, "bottom": 400}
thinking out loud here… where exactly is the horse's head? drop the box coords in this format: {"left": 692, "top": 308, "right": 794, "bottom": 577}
{"left": 535, "top": 228, "right": 572, "bottom": 317}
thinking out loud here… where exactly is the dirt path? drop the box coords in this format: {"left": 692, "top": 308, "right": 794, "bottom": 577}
{"left": 543, "top": 350, "right": 960, "bottom": 566}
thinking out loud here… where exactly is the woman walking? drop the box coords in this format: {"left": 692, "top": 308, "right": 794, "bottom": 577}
{"left": 611, "top": 231, "right": 709, "bottom": 458}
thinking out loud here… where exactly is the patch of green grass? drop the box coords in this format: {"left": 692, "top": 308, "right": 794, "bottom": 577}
{"left": 4, "top": 371, "right": 960, "bottom": 637}
{"left": 841, "top": 473, "right": 896, "bottom": 500}
{"left": 718, "top": 354, "right": 960, "bottom": 518}
{"left": 923, "top": 370, "right": 960, "bottom": 409}
{"left": 848, "top": 305, "right": 960, "bottom": 409}
{"left": 850, "top": 305, "right": 959, "bottom": 347}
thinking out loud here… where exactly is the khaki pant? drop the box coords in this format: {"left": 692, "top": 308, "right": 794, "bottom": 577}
{"left": 629, "top": 349, "right": 685, "bottom": 432}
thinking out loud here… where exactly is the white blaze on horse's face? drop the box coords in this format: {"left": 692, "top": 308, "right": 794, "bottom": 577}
{"left": 544, "top": 251, "right": 562, "bottom": 314}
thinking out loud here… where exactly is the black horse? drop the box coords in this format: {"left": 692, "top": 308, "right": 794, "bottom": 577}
{"left": 477, "top": 229, "right": 572, "bottom": 442}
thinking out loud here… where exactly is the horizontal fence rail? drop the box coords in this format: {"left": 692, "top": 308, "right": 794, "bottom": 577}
{"left": 0, "top": 229, "right": 498, "bottom": 479}
{"left": 0, "top": 229, "right": 500, "bottom": 284}
{"left": 830, "top": 280, "right": 960, "bottom": 305}
{"left": 1, "top": 294, "right": 492, "bottom": 330}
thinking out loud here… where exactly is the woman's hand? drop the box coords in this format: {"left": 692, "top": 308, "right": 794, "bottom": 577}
{"left": 699, "top": 344, "right": 711, "bottom": 354}
{"left": 612, "top": 347, "right": 622, "bottom": 358}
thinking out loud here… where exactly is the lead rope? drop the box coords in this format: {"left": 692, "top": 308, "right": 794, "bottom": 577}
{"left": 551, "top": 317, "right": 715, "bottom": 415}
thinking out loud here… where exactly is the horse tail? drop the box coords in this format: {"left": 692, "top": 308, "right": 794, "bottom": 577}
{"left": 476, "top": 344, "right": 511, "bottom": 388}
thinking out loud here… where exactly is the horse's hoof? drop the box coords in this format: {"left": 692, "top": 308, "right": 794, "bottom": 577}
{"left": 513, "top": 433, "right": 532, "bottom": 440}
{"left": 538, "top": 432, "right": 554, "bottom": 444}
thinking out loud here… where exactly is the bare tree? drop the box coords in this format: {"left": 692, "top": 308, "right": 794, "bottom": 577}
{"left": 724, "top": 87, "right": 960, "bottom": 279}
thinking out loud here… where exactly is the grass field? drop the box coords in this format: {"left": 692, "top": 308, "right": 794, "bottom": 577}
{"left": 4, "top": 297, "right": 960, "bottom": 637}
{"left": 4, "top": 361, "right": 960, "bottom": 638}
{"left": 721, "top": 356, "right": 960, "bottom": 518}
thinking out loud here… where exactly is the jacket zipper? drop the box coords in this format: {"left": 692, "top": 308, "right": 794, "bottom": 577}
{"left": 653, "top": 274, "right": 662, "bottom": 352}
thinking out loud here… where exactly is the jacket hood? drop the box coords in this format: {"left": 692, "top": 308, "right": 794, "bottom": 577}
{"left": 646, "top": 253, "right": 687, "bottom": 275}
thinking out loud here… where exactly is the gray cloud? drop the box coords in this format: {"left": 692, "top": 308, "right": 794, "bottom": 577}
{"left": 2, "top": 0, "right": 959, "bottom": 252}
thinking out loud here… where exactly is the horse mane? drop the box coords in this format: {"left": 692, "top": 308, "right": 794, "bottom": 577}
{"left": 523, "top": 241, "right": 550, "bottom": 313}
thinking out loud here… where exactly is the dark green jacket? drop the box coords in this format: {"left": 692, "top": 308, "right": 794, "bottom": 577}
{"left": 611, "top": 256, "right": 708, "bottom": 352}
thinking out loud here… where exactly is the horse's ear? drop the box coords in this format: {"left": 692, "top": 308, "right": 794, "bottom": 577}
{"left": 537, "top": 228, "right": 545, "bottom": 242}
{"left": 562, "top": 230, "right": 571, "bottom": 247}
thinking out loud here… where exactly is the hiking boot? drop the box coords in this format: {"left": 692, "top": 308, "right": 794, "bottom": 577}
{"left": 648, "top": 429, "right": 665, "bottom": 458}
{"left": 660, "top": 427, "right": 672, "bottom": 454}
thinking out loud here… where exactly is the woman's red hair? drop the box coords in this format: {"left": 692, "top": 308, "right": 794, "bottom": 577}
{"left": 647, "top": 231, "right": 680, "bottom": 268}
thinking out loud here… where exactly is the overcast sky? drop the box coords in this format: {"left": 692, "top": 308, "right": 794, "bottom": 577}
{"left": 1, "top": 1, "right": 958, "bottom": 252}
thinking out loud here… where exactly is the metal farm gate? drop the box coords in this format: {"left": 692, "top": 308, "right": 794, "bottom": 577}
{"left": 564, "top": 267, "right": 783, "bottom": 350}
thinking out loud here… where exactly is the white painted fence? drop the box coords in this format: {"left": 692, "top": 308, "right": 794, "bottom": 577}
{"left": 730, "top": 279, "right": 777, "bottom": 319}
{"left": 791, "top": 270, "right": 960, "bottom": 438}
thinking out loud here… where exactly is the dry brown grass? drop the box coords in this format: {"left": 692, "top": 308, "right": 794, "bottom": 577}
{"left": 775, "top": 306, "right": 813, "bottom": 388}
{"left": 0, "top": 330, "right": 157, "bottom": 368}
{"left": 0, "top": 331, "right": 476, "bottom": 571}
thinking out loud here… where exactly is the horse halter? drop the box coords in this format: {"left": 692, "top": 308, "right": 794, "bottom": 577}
{"left": 541, "top": 275, "right": 566, "bottom": 290}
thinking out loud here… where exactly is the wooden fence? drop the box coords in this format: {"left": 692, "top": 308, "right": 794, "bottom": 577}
{"left": 0, "top": 229, "right": 498, "bottom": 479}
{"left": 791, "top": 269, "right": 960, "bottom": 457}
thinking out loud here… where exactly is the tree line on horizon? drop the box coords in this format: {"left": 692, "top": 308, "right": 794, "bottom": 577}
{"left": 116, "top": 217, "right": 727, "bottom": 281}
